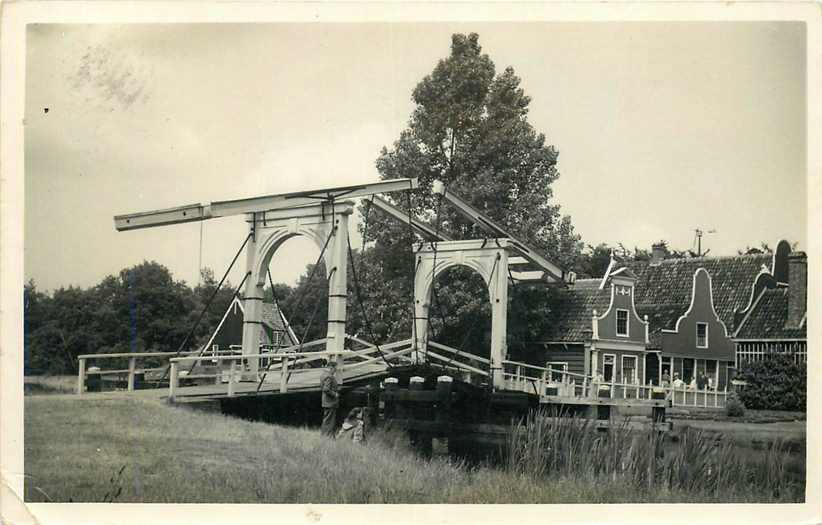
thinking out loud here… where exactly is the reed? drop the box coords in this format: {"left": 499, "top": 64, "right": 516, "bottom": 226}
{"left": 506, "top": 409, "right": 803, "bottom": 501}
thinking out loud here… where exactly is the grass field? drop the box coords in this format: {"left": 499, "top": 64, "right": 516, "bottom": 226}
{"left": 24, "top": 393, "right": 805, "bottom": 504}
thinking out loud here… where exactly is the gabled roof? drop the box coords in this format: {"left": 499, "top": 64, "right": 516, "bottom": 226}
{"left": 628, "top": 254, "right": 771, "bottom": 335}
{"left": 261, "top": 303, "right": 289, "bottom": 332}
{"left": 539, "top": 279, "right": 611, "bottom": 342}
{"left": 734, "top": 288, "right": 806, "bottom": 340}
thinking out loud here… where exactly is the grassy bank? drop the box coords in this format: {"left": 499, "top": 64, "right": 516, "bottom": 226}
{"left": 24, "top": 395, "right": 804, "bottom": 503}
{"left": 24, "top": 375, "right": 77, "bottom": 395}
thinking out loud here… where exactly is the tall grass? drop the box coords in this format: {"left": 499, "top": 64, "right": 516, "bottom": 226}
{"left": 25, "top": 396, "right": 804, "bottom": 503}
{"left": 24, "top": 375, "right": 77, "bottom": 395}
{"left": 506, "top": 410, "right": 804, "bottom": 502}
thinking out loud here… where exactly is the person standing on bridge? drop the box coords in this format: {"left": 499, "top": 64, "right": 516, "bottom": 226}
{"left": 320, "top": 360, "right": 340, "bottom": 437}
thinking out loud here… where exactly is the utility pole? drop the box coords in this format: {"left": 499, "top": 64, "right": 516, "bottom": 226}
{"left": 694, "top": 228, "right": 716, "bottom": 257}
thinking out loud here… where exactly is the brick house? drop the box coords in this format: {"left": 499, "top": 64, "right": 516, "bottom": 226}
{"left": 529, "top": 239, "right": 806, "bottom": 390}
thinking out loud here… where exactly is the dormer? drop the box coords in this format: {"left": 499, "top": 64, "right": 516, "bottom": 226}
{"left": 594, "top": 266, "right": 648, "bottom": 344}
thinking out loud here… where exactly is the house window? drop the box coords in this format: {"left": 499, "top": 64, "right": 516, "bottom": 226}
{"left": 547, "top": 361, "right": 568, "bottom": 382}
{"left": 696, "top": 323, "right": 708, "bottom": 348}
{"left": 272, "top": 331, "right": 284, "bottom": 347}
{"left": 603, "top": 354, "right": 616, "bottom": 382}
{"left": 616, "top": 309, "right": 629, "bottom": 336}
{"left": 621, "top": 355, "right": 638, "bottom": 384}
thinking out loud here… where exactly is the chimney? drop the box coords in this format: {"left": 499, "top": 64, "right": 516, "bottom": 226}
{"left": 786, "top": 252, "right": 807, "bottom": 328}
{"left": 651, "top": 243, "right": 667, "bottom": 265}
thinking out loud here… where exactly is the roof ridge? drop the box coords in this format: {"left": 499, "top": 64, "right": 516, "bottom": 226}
{"left": 630, "top": 253, "right": 771, "bottom": 266}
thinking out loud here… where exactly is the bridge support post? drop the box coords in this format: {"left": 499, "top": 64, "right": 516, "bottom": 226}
{"left": 241, "top": 215, "right": 263, "bottom": 378}
{"left": 324, "top": 211, "right": 348, "bottom": 369}
{"left": 489, "top": 250, "right": 509, "bottom": 390}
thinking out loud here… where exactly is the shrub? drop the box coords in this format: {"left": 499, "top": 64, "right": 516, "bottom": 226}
{"left": 725, "top": 394, "right": 745, "bottom": 417}
{"left": 735, "top": 355, "right": 806, "bottom": 411}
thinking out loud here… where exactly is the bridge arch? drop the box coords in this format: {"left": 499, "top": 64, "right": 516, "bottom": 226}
{"left": 413, "top": 239, "right": 511, "bottom": 388}
{"left": 240, "top": 201, "right": 354, "bottom": 375}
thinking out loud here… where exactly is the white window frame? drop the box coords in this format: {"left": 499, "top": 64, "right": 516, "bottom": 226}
{"left": 616, "top": 309, "right": 630, "bottom": 337}
{"left": 696, "top": 322, "right": 709, "bottom": 348}
{"left": 621, "top": 354, "right": 638, "bottom": 385}
{"left": 272, "top": 331, "right": 284, "bottom": 347}
{"left": 546, "top": 361, "right": 569, "bottom": 382}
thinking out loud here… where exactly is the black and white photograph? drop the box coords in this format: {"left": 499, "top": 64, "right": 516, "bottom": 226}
{"left": 1, "top": 3, "right": 820, "bottom": 522}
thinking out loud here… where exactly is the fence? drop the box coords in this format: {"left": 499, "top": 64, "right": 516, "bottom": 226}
{"left": 75, "top": 335, "right": 414, "bottom": 396}
{"left": 736, "top": 340, "right": 807, "bottom": 367}
{"left": 76, "top": 350, "right": 202, "bottom": 394}
{"left": 500, "top": 360, "right": 729, "bottom": 408}
{"left": 167, "top": 337, "right": 415, "bottom": 400}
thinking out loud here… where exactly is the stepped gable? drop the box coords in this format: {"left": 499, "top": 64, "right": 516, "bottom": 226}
{"left": 735, "top": 288, "right": 806, "bottom": 340}
{"left": 628, "top": 253, "right": 771, "bottom": 346}
{"left": 541, "top": 278, "right": 611, "bottom": 342}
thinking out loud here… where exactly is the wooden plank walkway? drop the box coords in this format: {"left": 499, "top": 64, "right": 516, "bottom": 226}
{"left": 171, "top": 361, "right": 391, "bottom": 402}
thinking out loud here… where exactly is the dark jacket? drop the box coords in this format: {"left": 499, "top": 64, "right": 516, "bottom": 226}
{"left": 321, "top": 370, "right": 339, "bottom": 408}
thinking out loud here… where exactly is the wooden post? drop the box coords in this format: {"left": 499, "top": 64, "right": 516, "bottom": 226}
{"left": 540, "top": 370, "right": 547, "bottom": 398}
{"left": 228, "top": 359, "right": 236, "bottom": 397}
{"left": 280, "top": 356, "right": 289, "bottom": 393}
{"left": 77, "top": 358, "right": 86, "bottom": 395}
{"left": 169, "top": 361, "right": 178, "bottom": 402}
{"left": 383, "top": 377, "right": 399, "bottom": 419}
{"left": 436, "top": 375, "right": 453, "bottom": 424}
{"left": 127, "top": 357, "right": 136, "bottom": 392}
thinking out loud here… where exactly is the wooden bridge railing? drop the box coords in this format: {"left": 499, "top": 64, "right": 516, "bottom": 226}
{"left": 500, "top": 360, "right": 729, "bottom": 408}
{"left": 76, "top": 350, "right": 203, "bottom": 395}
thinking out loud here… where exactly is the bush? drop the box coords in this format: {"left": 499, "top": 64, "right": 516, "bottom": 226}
{"left": 725, "top": 394, "right": 745, "bottom": 417}
{"left": 735, "top": 355, "right": 806, "bottom": 411}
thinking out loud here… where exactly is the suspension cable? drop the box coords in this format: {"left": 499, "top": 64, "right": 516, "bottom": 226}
{"left": 155, "top": 232, "right": 253, "bottom": 387}
{"left": 183, "top": 270, "right": 251, "bottom": 376}
{"left": 346, "top": 234, "right": 395, "bottom": 369}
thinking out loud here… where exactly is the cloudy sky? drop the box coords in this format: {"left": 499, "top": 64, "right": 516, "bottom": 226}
{"left": 25, "top": 22, "right": 807, "bottom": 292}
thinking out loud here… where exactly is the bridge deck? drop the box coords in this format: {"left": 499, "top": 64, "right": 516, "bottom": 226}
{"left": 170, "top": 362, "right": 392, "bottom": 402}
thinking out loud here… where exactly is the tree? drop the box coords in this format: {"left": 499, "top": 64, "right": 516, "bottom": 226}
{"left": 355, "top": 33, "right": 582, "bottom": 350}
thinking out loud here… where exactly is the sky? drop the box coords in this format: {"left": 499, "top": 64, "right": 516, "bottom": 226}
{"left": 24, "top": 22, "right": 807, "bottom": 292}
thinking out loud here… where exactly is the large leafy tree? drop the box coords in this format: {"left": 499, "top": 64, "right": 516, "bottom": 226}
{"left": 353, "top": 33, "right": 582, "bottom": 353}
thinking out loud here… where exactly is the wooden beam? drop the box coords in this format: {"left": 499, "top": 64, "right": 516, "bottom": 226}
{"left": 115, "top": 178, "right": 419, "bottom": 231}
{"left": 369, "top": 197, "right": 453, "bottom": 241}
{"left": 433, "top": 181, "right": 571, "bottom": 284}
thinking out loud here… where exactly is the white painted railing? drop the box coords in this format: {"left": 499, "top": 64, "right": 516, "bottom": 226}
{"left": 76, "top": 350, "right": 203, "bottom": 395}
{"left": 499, "top": 360, "right": 729, "bottom": 408}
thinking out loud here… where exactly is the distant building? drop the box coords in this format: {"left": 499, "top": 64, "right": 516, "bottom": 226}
{"left": 530, "top": 239, "right": 807, "bottom": 389}
{"left": 204, "top": 296, "right": 298, "bottom": 353}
